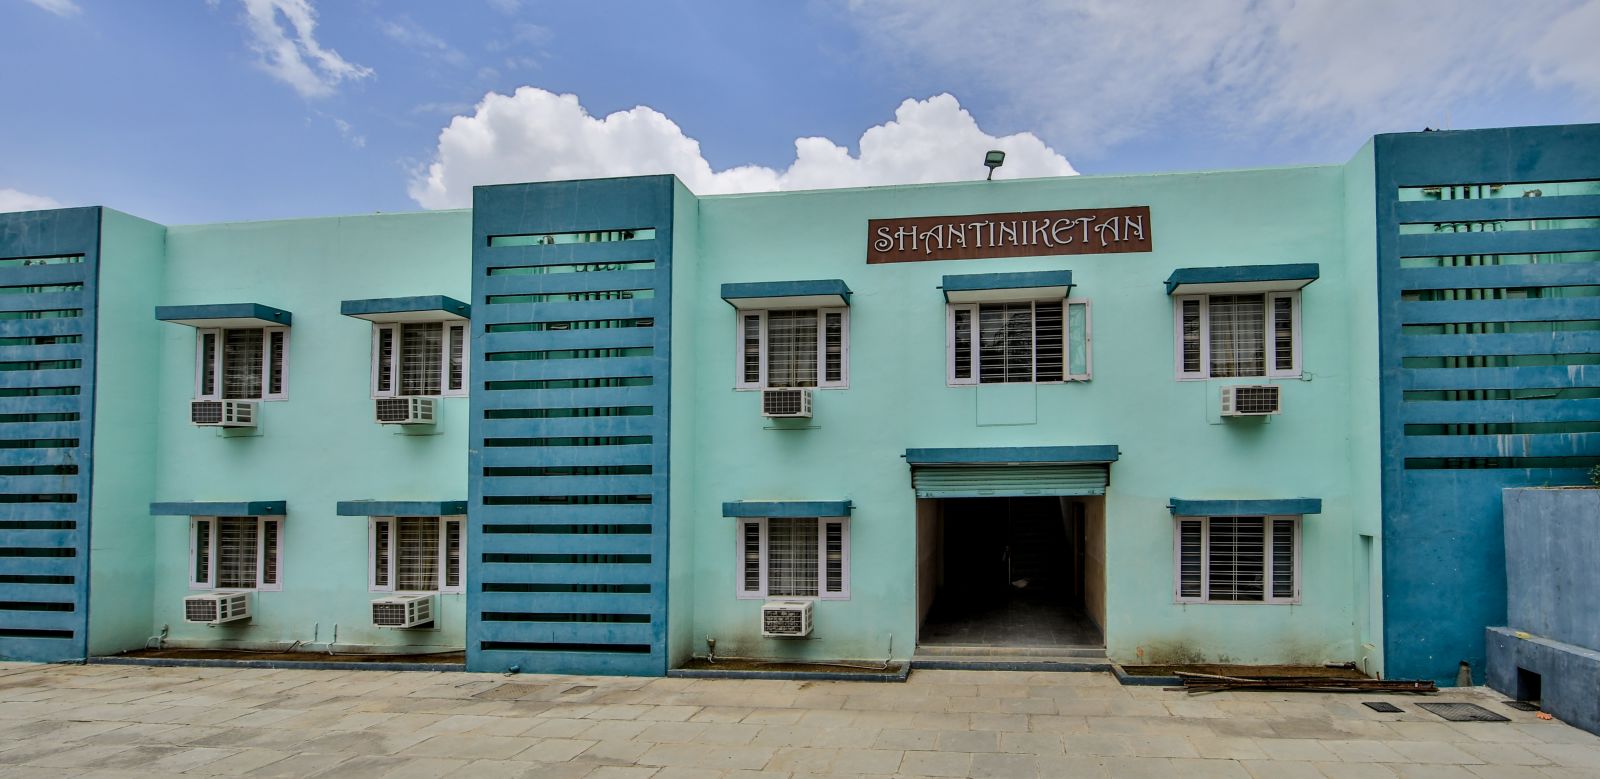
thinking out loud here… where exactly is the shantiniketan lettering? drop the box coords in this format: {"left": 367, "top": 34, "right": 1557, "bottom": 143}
{"left": 867, "top": 206, "right": 1152, "bottom": 263}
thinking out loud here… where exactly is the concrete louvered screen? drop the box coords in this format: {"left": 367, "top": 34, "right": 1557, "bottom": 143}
{"left": 1374, "top": 126, "right": 1600, "bottom": 685}
{"left": 0, "top": 207, "right": 99, "bottom": 661}
{"left": 467, "top": 178, "right": 673, "bottom": 675}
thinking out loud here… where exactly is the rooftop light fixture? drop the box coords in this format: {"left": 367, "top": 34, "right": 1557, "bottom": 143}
{"left": 984, "top": 150, "right": 1006, "bottom": 180}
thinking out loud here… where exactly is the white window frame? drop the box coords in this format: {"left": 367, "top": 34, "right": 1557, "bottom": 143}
{"left": 733, "top": 307, "right": 849, "bottom": 390}
{"left": 734, "top": 516, "right": 850, "bottom": 600}
{"left": 371, "top": 322, "right": 469, "bottom": 399}
{"left": 1172, "top": 291, "right": 1301, "bottom": 380}
{"left": 188, "top": 516, "right": 284, "bottom": 592}
{"left": 945, "top": 298, "right": 1092, "bottom": 386}
{"left": 193, "top": 327, "right": 290, "bottom": 401}
{"left": 1172, "top": 515, "right": 1300, "bottom": 605}
{"left": 368, "top": 516, "right": 466, "bottom": 594}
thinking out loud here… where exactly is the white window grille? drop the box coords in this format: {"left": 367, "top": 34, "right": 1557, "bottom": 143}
{"left": 735, "top": 517, "right": 849, "bottom": 600}
{"left": 1173, "top": 292, "right": 1300, "bottom": 379}
{"left": 194, "top": 327, "right": 289, "bottom": 401}
{"left": 947, "top": 299, "right": 1091, "bottom": 385}
{"left": 734, "top": 308, "right": 848, "bottom": 390}
{"left": 1173, "top": 516, "right": 1299, "bottom": 604}
{"left": 370, "top": 516, "right": 465, "bottom": 593}
{"left": 189, "top": 516, "right": 283, "bottom": 591}
{"left": 372, "top": 322, "right": 468, "bottom": 398}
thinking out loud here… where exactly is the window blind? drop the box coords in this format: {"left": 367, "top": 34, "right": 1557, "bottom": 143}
{"left": 766, "top": 517, "right": 818, "bottom": 597}
{"left": 376, "top": 327, "right": 395, "bottom": 395}
{"left": 823, "top": 312, "right": 844, "bottom": 384}
{"left": 396, "top": 516, "right": 440, "bottom": 591}
{"left": 952, "top": 308, "right": 973, "bottom": 380}
{"left": 1180, "top": 298, "right": 1202, "bottom": 374}
{"left": 741, "top": 314, "right": 761, "bottom": 385}
{"left": 741, "top": 521, "right": 761, "bottom": 594}
{"left": 447, "top": 325, "right": 466, "bottom": 392}
{"left": 766, "top": 310, "right": 818, "bottom": 388}
{"left": 444, "top": 519, "right": 462, "bottom": 589}
{"left": 1273, "top": 296, "right": 1294, "bottom": 372}
{"left": 222, "top": 329, "right": 264, "bottom": 400}
{"left": 374, "top": 519, "right": 391, "bottom": 588}
{"left": 823, "top": 520, "right": 845, "bottom": 595}
{"left": 194, "top": 520, "right": 212, "bottom": 585}
{"left": 1177, "top": 519, "right": 1203, "bottom": 598}
{"left": 1206, "top": 516, "right": 1266, "bottom": 601}
{"left": 401, "top": 323, "right": 444, "bottom": 396}
{"left": 1208, "top": 294, "right": 1266, "bottom": 378}
{"left": 217, "top": 517, "right": 259, "bottom": 589}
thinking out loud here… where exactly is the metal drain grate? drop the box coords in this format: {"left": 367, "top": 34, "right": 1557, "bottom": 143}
{"left": 1503, "top": 700, "right": 1540, "bottom": 712}
{"left": 1362, "top": 701, "right": 1404, "bottom": 713}
{"left": 1419, "top": 702, "right": 1510, "bottom": 722}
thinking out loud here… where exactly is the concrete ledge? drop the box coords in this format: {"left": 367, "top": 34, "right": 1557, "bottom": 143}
{"left": 668, "top": 664, "right": 908, "bottom": 683}
{"left": 1487, "top": 626, "right": 1600, "bottom": 736}
{"left": 909, "top": 658, "right": 1112, "bottom": 673}
{"left": 90, "top": 656, "right": 465, "bottom": 673}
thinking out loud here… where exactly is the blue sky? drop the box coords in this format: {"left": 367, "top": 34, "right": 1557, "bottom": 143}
{"left": 3, "top": 0, "right": 1598, "bottom": 224}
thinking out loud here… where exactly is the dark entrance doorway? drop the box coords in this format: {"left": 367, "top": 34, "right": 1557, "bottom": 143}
{"left": 917, "top": 496, "right": 1103, "bottom": 648}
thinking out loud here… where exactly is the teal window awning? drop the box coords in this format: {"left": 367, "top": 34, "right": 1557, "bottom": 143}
{"left": 723, "top": 500, "right": 852, "bottom": 517}
{"left": 905, "top": 445, "right": 1119, "bottom": 465}
{"left": 151, "top": 501, "right": 286, "bottom": 517}
{"left": 1168, "top": 498, "right": 1322, "bottom": 516}
{"left": 336, "top": 500, "right": 467, "bottom": 516}
{"left": 720, "top": 279, "right": 851, "bottom": 309}
{"left": 1165, "top": 263, "right": 1320, "bottom": 295}
{"left": 941, "top": 270, "right": 1073, "bottom": 303}
{"left": 340, "top": 295, "right": 470, "bottom": 323}
{"left": 155, "top": 303, "right": 292, "bottom": 328}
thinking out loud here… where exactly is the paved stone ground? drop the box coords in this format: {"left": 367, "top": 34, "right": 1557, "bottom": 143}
{"left": 0, "top": 662, "right": 1594, "bottom": 778}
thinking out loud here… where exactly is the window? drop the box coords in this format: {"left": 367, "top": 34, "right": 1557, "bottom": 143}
{"left": 1174, "top": 293, "right": 1300, "bottom": 379}
{"left": 370, "top": 516, "right": 464, "bottom": 593}
{"left": 195, "top": 328, "right": 289, "bottom": 401}
{"left": 734, "top": 308, "right": 848, "bottom": 389}
{"left": 947, "top": 299, "right": 1091, "bottom": 384}
{"left": 735, "top": 517, "right": 848, "bottom": 599}
{"left": 189, "top": 516, "right": 282, "bottom": 590}
{"left": 372, "top": 322, "right": 468, "bottom": 397}
{"left": 1174, "top": 516, "right": 1298, "bottom": 603}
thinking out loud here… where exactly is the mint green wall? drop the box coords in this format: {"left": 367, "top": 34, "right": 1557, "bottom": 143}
{"left": 140, "top": 211, "right": 472, "bottom": 653}
{"left": 1341, "top": 141, "right": 1385, "bottom": 676}
{"left": 88, "top": 209, "right": 167, "bottom": 655}
{"left": 672, "top": 167, "right": 1377, "bottom": 665}
{"left": 668, "top": 181, "right": 701, "bottom": 667}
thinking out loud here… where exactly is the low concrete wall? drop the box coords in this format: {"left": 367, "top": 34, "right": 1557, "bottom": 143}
{"left": 1503, "top": 488, "right": 1600, "bottom": 650}
{"left": 1487, "top": 627, "right": 1600, "bottom": 735}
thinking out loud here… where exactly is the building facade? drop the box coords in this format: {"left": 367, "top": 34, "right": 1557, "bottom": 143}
{"left": 0, "top": 123, "right": 1592, "bottom": 684}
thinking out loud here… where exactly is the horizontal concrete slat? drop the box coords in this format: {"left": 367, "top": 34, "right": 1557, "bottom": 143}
{"left": 479, "top": 474, "right": 657, "bottom": 497}
{"left": 0, "top": 475, "right": 80, "bottom": 496}
{"left": 1399, "top": 263, "right": 1600, "bottom": 291}
{"left": 472, "top": 620, "right": 656, "bottom": 646}
{"left": 0, "top": 264, "right": 91, "bottom": 288}
{"left": 0, "top": 319, "right": 83, "bottom": 339}
{"left": 469, "top": 503, "right": 656, "bottom": 524}
{"left": 474, "top": 385, "right": 657, "bottom": 411}
{"left": 476, "top": 560, "right": 657, "bottom": 584}
{"left": 1400, "top": 297, "right": 1600, "bottom": 325}
{"left": 1400, "top": 331, "right": 1600, "bottom": 358}
{"left": 482, "top": 269, "right": 660, "bottom": 297}
{"left": 476, "top": 298, "right": 658, "bottom": 326}
{"left": 480, "top": 415, "right": 659, "bottom": 439}
{"left": 1396, "top": 195, "right": 1600, "bottom": 225}
{"left": 473, "top": 591, "right": 656, "bottom": 615}
{"left": 478, "top": 445, "right": 655, "bottom": 468}
{"left": 479, "top": 240, "right": 661, "bottom": 267}
{"left": 474, "top": 533, "right": 653, "bottom": 556}
{"left": 1398, "top": 227, "right": 1600, "bottom": 259}
{"left": 481, "top": 327, "right": 657, "bottom": 355}
{"left": 1402, "top": 365, "right": 1600, "bottom": 391}
{"left": 1402, "top": 398, "right": 1600, "bottom": 425}
{"left": 1403, "top": 432, "right": 1600, "bottom": 458}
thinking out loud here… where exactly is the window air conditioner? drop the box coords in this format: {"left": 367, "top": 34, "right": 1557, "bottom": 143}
{"left": 376, "top": 397, "right": 436, "bottom": 425}
{"left": 761, "top": 388, "right": 812, "bottom": 419}
{"left": 371, "top": 593, "right": 436, "bottom": 629}
{"left": 191, "top": 400, "right": 256, "bottom": 427}
{"left": 183, "top": 591, "right": 252, "bottom": 625}
{"left": 1220, "top": 385, "right": 1282, "bottom": 417}
{"left": 760, "top": 600, "right": 814, "bottom": 638}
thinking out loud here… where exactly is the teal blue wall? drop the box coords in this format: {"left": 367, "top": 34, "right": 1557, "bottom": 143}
{"left": 668, "top": 180, "right": 702, "bottom": 668}
{"left": 672, "top": 167, "right": 1377, "bottom": 666}
{"left": 88, "top": 209, "right": 166, "bottom": 655}
{"left": 137, "top": 210, "right": 472, "bottom": 653}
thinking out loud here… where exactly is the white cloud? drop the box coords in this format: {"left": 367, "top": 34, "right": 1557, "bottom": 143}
{"left": 842, "top": 0, "right": 1600, "bottom": 154}
{"left": 24, "top": 0, "right": 80, "bottom": 17}
{"left": 333, "top": 118, "right": 366, "bottom": 148}
{"left": 380, "top": 16, "right": 466, "bottom": 67}
{"left": 236, "top": 0, "right": 373, "bottom": 98}
{"left": 0, "top": 188, "right": 64, "bottom": 213}
{"left": 486, "top": 0, "right": 521, "bottom": 14}
{"left": 408, "top": 89, "right": 1075, "bottom": 208}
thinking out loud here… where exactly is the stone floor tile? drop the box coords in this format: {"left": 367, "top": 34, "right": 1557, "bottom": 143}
{"left": 1386, "top": 765, "right": 1480, "bottom": 778}
{"left": 244, "top": 751, "right": 355, "bottom": 777}
{"left": 1385, "top": 740, "right": 1484, "bottom": 765}
{"left": 874, "top": 728, "right": 937, "bottom": 750}
{"left": 970, "top": 752, "right": 1040, "bottom": 778}
{"left": 138, "top": 745, "right": 241, "bottom": 773}
{"left": 1166, "top": 758, "right": 1253, "bottom": 778}
{"left": 1452, "top": 740, "right": 1549, "bottom": 766}
{"left": 585, "top": 767, "right": 660, "bottom": 779}
{"left": 25, "top": 743, "right": 138, "bottom": 768}
{"left": 1257, "top": 738, "right": 1340, "bottom": 762}
{"left": 764, "top": 745, "right": 836, "bottom": 772}
{"left": 1061, "top": 733, "right": 1132, "bottom": 757}
{"left": 1315, "top": 763, "right": 1401, "bottom": 778}
{"left": 1188, "top": 735, "right": 1269, "bottom": 761}
{"left": 1323, "top": 739, "right": 1411, "bottom": 763}
{"left": 184, "top": 747, "right": 294, "bottom": 776}
{"left": 937, "top": 728, "right": 1000, "bottom": 752}
{"left": 1127, "top": 734, "right": 1200, "bottom": 758}
{"left": 1463, "top": 766, "right": 1548, "bottom": 779}
{"left": 1240, "top": 759, "right": 1326, "bottom": 778}
{"left": 403, "top": 734, "right": 540, "bottom": 760}
{"left": 899, "top": 749, "right": 973, "bottom": 777}
{"left": 636, "top": 743, "right": 776, "bottom": 771}
{"left": 1032, "top": 755, "right": 1110, "bottom": 778}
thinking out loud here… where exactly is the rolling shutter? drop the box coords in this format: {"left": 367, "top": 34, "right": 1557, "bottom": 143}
{"left": 910, "top": 464, "right": 1108, "bottom": 498}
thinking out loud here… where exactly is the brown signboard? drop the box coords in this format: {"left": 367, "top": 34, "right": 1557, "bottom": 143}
{"left": 867, "top": 206, "right": 1151, "bottom": 264}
